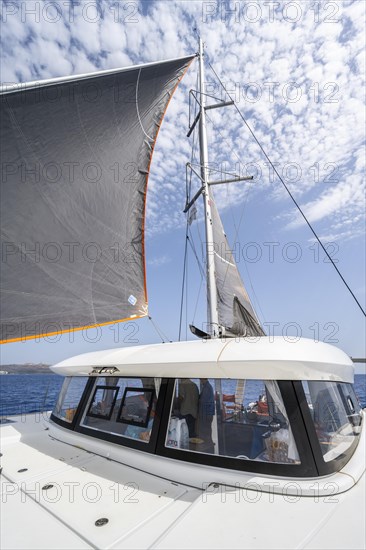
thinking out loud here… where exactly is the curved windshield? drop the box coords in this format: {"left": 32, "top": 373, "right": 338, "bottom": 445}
{"left": 302, "top": 381, "right": 362, "bottom": 462}
{"left": 52, "top": 377, "right": 89, "bottom": 423}
{"left": 165, "top": 378, "right": 300, "bottom": 465}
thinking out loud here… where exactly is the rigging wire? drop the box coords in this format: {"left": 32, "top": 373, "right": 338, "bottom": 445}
{"left": 192, "top": 220, "right": 210, "bottom": 317}
{"left": 224, "top": 182, "right": 267, "bottom": 325}
{"left": 189, "top": 162, "right": 245, "bottom": 178}
{"left": 178, "top": 66, "right": 200, "bottom": 340}
{"left": 211, "top": 179, "right": 266, "bottom": 325}
{"left": 188, "top": 228, "right": 206, "bottom": 278}
{"left": 178, "top": 234, "right": 189, "bottom": 341}
{"left": 185, "top": 235, "right": 189, "bottom": 341}
{"left": 192, "top": 276, "right": 204, "bottom": 325}
{"left": 208, "top": 61, "right": 366, "bottom": 318}
{"left": 203, "top": 112, "right": 245, "bottom": 170}
{"left": 203, "top": 108, "right": 266, "bottom": 323}
{"left": 148, "top": 315, "right": 171, "bottom": 343}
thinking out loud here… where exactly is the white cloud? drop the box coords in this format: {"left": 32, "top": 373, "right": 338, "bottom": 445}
{"left": 1, "top": 0, "right": 365, "bottom": 244}
{"left": 285, "top": 174, "right": 365, "bottom": 236}
{"left": 147, "top": 255, "right": 171, "bottom": 267}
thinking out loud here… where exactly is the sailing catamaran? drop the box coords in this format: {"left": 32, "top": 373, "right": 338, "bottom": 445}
{"left": 0, "top": 40, "right": 365, "bottom": 549}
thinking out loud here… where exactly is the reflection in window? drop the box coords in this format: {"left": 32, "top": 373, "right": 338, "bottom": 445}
{"left": 80, "top": 377, "right": 159, "bottom": 444}
{"left": 302, "top": 381, "right": 362, "bottom": 462}
{"left": 165, "top": 378, "right": 300, "bottom": 464}
{"left": 118, "top": 388, "right": 154, "bottom": 427}
{"left": 87, "top": 386, "right": 119, "bottom": 420}
{"left": 52, "top": 377, "right": 89, "bottom": 423}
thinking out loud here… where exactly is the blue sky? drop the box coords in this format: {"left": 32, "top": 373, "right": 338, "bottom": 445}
{"left": 0, "top": 0, "right": 365, "bottom": 372}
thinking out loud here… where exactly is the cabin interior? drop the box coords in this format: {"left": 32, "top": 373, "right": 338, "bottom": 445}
{"left": 51, "top": 374, "right": 363, "bottom": 477}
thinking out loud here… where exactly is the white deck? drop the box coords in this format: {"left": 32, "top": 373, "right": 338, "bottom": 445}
{"left": 0, "top": 414, "right": 200, "bottom": 549}
{"left": 1, "top": 413, "right": 365, "bottom": 549}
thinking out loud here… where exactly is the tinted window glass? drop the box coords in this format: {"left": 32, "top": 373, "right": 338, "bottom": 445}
{"left": 118, "top": 387, "right": 154, "bottom": 427}
{"left": 87, "top": 386, "right": 119, "bottom": 419}
{"left": 302, "top": 381, "right": 362, "bottom": 462}
{"left": 80, "top": 377, "right": 159, "bottom": 444}
{"left": 52, "top": 377, "right": 89, "bottom": 423}
{"left": 165, "top": 378, "right": 300, "bottom": 464}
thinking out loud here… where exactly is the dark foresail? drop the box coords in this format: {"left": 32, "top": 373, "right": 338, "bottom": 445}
{"left": 0, "top": 56, "right": 194, "bottom": 343}
{"left": 210, "top": 197, "right": 265, "bottom": 337}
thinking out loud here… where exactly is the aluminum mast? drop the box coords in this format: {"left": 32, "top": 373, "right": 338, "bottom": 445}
{"left": 198, "top": 38, "right": 220, "bottom": 338}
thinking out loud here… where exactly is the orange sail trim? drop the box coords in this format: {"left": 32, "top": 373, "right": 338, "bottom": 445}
{"left": 0, "top": 314, "right": 147, "bottom": 344}
{"left": 141, "top": 56, "right": 196, "bottom": 304}
{"left": 0, "top": 55, "right": 195, "bottom": 345}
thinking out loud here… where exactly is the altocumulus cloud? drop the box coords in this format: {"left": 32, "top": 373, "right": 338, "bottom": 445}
{"left": 0, "top": 0, "right": 365, "bottom": 242}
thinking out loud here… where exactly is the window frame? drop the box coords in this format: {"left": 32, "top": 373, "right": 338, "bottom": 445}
{"left": 293, "top": 381, "right": 363, "bottom": 476}
{"left": 117, "top": 387, "right": 154, "bottom": 428}
{"left": 86, "top": 385, "right": 120, "bottom": 421}
{"left": 51, "top": 377, "right": 94, "bottom": 430}
{"left": 51, "top": 375, "right": 361, "bottom": 477}
{"left": 155, "top": 379, "right": 318, "bottom": 477}
{"left": 73, "top": 377, "right": 168, "bottom": 454}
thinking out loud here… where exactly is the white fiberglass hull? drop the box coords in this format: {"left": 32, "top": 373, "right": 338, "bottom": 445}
{"left": 1, "top": 412, "right": 365, "bottom": 550}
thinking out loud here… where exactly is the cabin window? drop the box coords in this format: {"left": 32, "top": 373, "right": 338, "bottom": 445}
{"left": 87, "top": 386, "right": 119, "bottom": 420}
{"left": 52, "top": 377, "right": 89, "bottom": 423}
{"left": 165, "top": 378, "right": 300, "bottom": 464}
{"left": 79, "top": 377, "right": 159, "bottom": 444}
{"left": 302, "top": 381, "right": 362, "bottom": 462}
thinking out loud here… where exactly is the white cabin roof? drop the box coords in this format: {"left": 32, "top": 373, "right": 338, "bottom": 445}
{"left": 50, "top": 337, "right": 354, "bottom": 382}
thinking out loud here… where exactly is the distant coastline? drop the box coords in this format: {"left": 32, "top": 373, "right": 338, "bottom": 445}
{"left": 0, "top": 364, "right": 51, "bottom": 374}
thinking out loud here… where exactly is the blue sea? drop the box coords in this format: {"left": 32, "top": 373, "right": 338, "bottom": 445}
{"left": 0, "top": 374, "right": 64, "bottom": 416}
{"left": 0, "top": 373, "right": 365, "bottom": 417}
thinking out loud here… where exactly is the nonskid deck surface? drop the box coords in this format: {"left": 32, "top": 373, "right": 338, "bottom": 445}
{"left": 0, "top": 413, "right": 201, "bottom": 550}
{"left": 1, "top": 413, "right": 365, "bottom": 550}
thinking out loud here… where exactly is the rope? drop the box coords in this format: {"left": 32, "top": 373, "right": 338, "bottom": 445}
{"left": 208, "top": 61, "right": 366, "bottom": 318}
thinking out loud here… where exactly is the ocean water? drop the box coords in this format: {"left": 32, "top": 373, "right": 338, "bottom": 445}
{"left": 0, "top": 374, "right": 64, "bottom": 416}
{"left": 355, "top": 373, "right": 366, "bottom": 407}
{"left": 0, "top": 373, "right": 365, "bottom": 417}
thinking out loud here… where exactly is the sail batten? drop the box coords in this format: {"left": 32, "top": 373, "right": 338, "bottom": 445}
{"left": 0, "top": 56, "right": 194, "bottom": 343}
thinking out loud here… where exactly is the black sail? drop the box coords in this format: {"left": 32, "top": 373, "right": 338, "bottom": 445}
{"left": 0, "top": 56, "right": 194, "bottom": 343}
{"left": 210, "top": 197, "right": 265, "bottom": 337}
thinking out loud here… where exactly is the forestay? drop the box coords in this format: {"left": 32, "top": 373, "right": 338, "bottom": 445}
{"left": 0, "top": 55, "right": 194, "bottom": 343}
